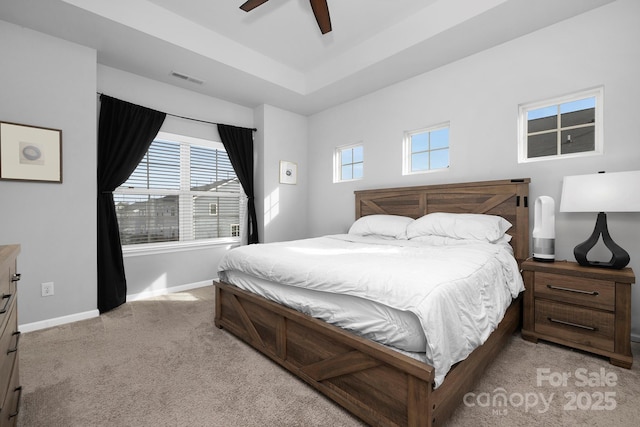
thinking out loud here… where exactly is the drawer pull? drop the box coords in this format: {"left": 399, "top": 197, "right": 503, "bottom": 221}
{"left": 0, "top": 293, "right": 12, "bottom": 314}
{"left": 547, "top": 317, "right": 597, "bottom": 331}
{"left": 7, "top": 331, "right": 21, "bottom": 354}
{"left": 11, "top": 273, "right": 21, "bottom": 282}
{"left": 8, "top": 386, "right": 23, "bottom": 419}
{"left": 547, "top": 284, "right": 599, "bottom": 296}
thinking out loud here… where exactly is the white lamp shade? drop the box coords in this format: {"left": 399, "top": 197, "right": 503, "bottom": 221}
{"left": 560, "top": 170, "right": 640, "bottom": 212}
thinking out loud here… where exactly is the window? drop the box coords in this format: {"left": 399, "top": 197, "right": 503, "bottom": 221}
{"left": 114, "top": 132, "right": 241, "bottom": 249}
{"left": 403, "top": 124, "right": 450, "bottom": 175}
{"left": 518, "top": 87, "right": 603, "bottom": 162}
{"left": 334, "top": 144, "right": 363, "bottom": 182}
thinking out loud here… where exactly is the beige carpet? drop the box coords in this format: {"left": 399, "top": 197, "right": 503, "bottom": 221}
{"left": 17, "top": 286, "right": 640, "bottom": 427}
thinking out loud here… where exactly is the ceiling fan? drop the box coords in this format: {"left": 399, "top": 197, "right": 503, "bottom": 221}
{"left": 240, "top": 0, "right": 332, "bottom": 34}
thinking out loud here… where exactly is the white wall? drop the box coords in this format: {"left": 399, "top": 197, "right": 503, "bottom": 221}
{"left": 307, "top": 0, "right": 640, "bottom": 337}
{"left": 254, "top": 105, "right": 308, "bottom": 243}
{"left": 0, "top": 21, "right": 98, "bottom": 326}
{"left": 97, "top": 65, "right": 255, "bottom": 298}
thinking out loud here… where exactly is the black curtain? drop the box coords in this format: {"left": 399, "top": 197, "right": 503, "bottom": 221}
{"left": 217, "top": 124, "right": 259, "bottom": 244}
{"left": 97, "top": 95, "right": 166, "bottom": 313}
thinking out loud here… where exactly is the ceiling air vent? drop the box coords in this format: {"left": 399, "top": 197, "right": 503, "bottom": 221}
{"left": 170, "top": 71, "right": 204, "bottom": 85}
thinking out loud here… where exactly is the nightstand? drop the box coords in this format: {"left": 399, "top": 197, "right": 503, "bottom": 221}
{"left": 521, "top": 259, "right": 635, "bottom": 368}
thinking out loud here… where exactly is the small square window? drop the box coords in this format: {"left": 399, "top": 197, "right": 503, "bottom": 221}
{"left": 209, "top": 203, "right": 218, "bottom": 216}
{"left": 518, "top": 87, "right": 603, "bottom": 162}
{"left": 334, "top": 144, "right": 363, "bottom": 182}
{"left": 403, "top": 124, "right": 450, "bottom": 175}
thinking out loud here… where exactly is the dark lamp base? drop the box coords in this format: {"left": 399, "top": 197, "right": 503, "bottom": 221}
{"left": 574, "top": 212, "right": 630, "bottom": 269}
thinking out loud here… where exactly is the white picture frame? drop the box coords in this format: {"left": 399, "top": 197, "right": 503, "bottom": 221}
{"left": 0, "top": 121, "right": 62, "bottom": 183}
{"left": 279, "top": 160, "right": 297, "bottom": 185}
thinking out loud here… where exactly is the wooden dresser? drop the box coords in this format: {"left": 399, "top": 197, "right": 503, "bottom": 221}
{"left": 521, "top": 259, "right": 635, "bottom": 368}
{"left": 0, "top": 245, "right": 21, "bottom": 427}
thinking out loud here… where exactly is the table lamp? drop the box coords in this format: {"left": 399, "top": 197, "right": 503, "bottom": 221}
{"left": 560, "top": 170, "right": 640, "bottom": 269}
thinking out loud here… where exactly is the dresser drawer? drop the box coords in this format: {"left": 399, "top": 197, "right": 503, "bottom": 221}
{"left": 0, "top": 253, "right": 17, "bottom": 299}
{"left": 534, "top": 271, "right": 615, "bottom": 311}
{"left": 0, "top": 260, "right": 17, "bottom": 335}
{"left": 0, "top": 363, "right": 20, "bottom": 427}
{"left": 0, "top": 275, "right": 13, "bottom": 314}
{"left": 0, "top": 245, "right": 20, "bottom": 427}
{"left": 0, "top": 301, "right": 18, "bottom": 408}
{"left": 0, "top": 291, "right": 16, "bottom": 340}
{"left": 0, "top": 273, "right": 8, "bottom": 302}
{"left": 535, "top": 299, "right": 614, "bottom": 352}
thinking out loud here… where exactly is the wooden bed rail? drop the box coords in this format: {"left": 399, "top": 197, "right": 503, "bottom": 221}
{"left": 215, "top": 280, "right": 522, "bottom": 427}
{"left": 215, "top": 280, "right": 436, "bottom": 426}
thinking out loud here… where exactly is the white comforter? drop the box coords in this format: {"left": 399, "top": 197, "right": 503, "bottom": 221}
{"left": 218, "top": 234, "right": 524, "bottom": 387}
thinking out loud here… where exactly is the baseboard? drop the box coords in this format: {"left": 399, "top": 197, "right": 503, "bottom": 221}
{"left": 19, "top": 309, "right": 100, "bottom": 333}
{"left": 19, "top": 279, "right": 214, "bottom": 333}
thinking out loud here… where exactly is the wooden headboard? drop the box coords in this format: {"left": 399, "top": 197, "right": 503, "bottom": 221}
{"left": 354, "top": 178, "right": 530, "bottom": 263}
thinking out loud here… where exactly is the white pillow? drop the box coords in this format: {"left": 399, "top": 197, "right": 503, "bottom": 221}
{"left": 348, "top": 214, "right": 414, "bottom": 239}
{"left": 406, "top": 212, "right": 512, "bottom": 243}
{"left": 409, "top": 234, "right": 512, "bottom": 245}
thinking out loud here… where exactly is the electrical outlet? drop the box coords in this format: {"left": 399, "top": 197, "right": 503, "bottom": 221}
{"left": 41, "top": 282, "right": 54, "bottom": 297}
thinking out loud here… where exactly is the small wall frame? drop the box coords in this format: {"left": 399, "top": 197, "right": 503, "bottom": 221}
{"left": 0, "top": 121, "right": 62, "bottom": 183}
{"left": 279, "top": 160, "right": 297, "bottom": 185}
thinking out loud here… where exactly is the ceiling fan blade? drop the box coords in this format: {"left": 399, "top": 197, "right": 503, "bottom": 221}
{"left": 309, "top": 0, "right": 332, "bottom": 34}
{"left": 240, "top": 0, "right": 270, "bottom": 12}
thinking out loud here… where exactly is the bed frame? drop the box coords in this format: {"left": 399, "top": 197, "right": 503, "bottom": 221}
{"left": 214, "top": 178, "right": 530, "bottom": 427}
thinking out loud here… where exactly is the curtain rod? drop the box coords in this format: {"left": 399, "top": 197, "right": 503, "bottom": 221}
{"left": 97, "top": 92, "right": 257, "bottom": 132}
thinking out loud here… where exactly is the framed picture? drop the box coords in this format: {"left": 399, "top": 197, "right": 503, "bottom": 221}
{"left": 0, "top": 121, "right": 62, "bottom": 183}
{"left": 279, "top": 160, "right": 297, "bottom": 185}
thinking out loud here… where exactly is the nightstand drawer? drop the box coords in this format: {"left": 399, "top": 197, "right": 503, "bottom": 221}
{"left": 534, "top": 272, "right": 614, "bottom": 311}
{"left": 535, "top": 299, "right": 614, "bottom": 352}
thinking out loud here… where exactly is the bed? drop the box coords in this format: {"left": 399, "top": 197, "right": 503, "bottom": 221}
{"left": 214, "top": 178, "right": 530, "bottom": 427}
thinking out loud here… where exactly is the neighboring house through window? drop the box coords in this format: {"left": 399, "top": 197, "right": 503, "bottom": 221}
{"left": 518, "top": 87, "right": 603, "bottom": 162}
{"left": 113, "top": 132, "right": 242, "bottom": 251}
